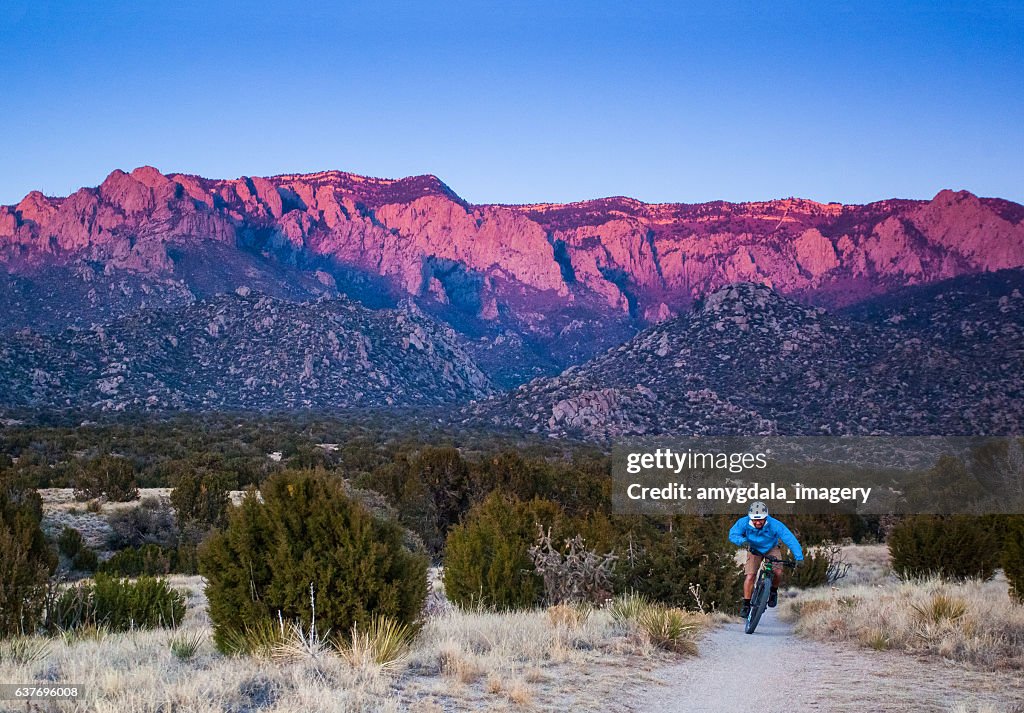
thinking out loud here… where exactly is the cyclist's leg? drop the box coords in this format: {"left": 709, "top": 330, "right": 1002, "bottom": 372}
{"left": 742, "top": 552, "right": 765, "bottom": 616}
{"left": 744, "top": 551, "right": 764, "bottom": 598}
{"left": 767, "top": 546, "right": 783, "bottom": 607}
{"left": 768, "top": 546, "right": 783, "bottom": 588}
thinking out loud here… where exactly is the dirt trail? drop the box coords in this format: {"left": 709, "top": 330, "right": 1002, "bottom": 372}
{"left": 635, "top": 610, "right": 1023, "bottom": 713}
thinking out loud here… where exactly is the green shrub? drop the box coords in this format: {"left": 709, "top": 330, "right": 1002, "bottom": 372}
{"left": 199, "top": 470, "right": 428, "bottom": 654}
{"left": 786, "top": 542, "right": 850, "bottom": 589}
{"left": 787, "top": 548, "right": 830, "bottom": 588}
{"left": 51, "top": 575, "right": 185, "bottom": 632}
{"left": 173, "top": 540, "right": 200, "bottom": 575}
{"left": 1004, "top": 515, "right": 1024, "bottom": 604}
{"left": 171, "top": 471, "right": 233, "bottom": 530}
{"left": 72, "top": 548, "right": 99, "bottom": 573}
{"left": 443, "top": 492, "right": 563, "bottom": 610}
{"left": 74, "top": 455, "right": 139, "bottom": 502}
{"left": 57, "top": 527, "right": 97, "bottom": 573}
{"left": 99, "top": 544, "right": 174, "bottom": 577}
{"left": 0, "top": 472, "right": 57, "bottom": 637}
{"left": 889, "top": 515, "right": 1001, "bottom": 582}
{"left": 619, "top": 516, "right": 743, "bottom": 612}
{"left": 57, "top": 527, "right": 85, "bottom": 558}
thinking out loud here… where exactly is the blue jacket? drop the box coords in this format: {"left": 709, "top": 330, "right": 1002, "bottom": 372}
{"left": 729, "top": 515, "right": 804, "bottom": 560}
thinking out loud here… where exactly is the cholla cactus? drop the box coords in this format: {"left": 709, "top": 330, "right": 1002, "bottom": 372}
{"left": 528, "top": 525, "right": 617, "bottom": 605}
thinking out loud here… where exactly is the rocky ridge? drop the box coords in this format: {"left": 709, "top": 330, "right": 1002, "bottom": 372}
{"left": 2, "top": 167, "right": 1023, "bottom": 386}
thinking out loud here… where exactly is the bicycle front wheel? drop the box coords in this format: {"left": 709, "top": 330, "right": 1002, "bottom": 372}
{"left": 744, "top": 572, "right": 769, "bottom": 634}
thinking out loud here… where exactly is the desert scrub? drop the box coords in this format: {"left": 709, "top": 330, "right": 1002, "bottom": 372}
{"left": 606, "top": 593, "right": 702, "bottom": 655}
{"left": 74, "top": 454, "right": 139, "bottom": 502}
{"left": 200, "top": 470, "right": 428, "bottom": 653}
{"left": 217, "top": 617, "right": 287, "bottom": 658}
{"left": 406, "top": 605, "right": 618, "bottom": 681}
{"left": 781, "top": 576, "right": 1024, "bottom": 669}
{"left": 547, "top": 602, "right": 591, "bottom": 629}
{"left": 0, "top": 636, "right": 50, "bottom": 664}
{"left": 787, "top": 541, "right": 850, "bottom": 588}
{"left": 529, "top": 526, "right": 617, "bottom": 605}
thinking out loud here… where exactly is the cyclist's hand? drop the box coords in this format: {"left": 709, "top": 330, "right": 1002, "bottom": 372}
{"left": 795, "top": 559, "right": 805, "bottom": 567}
{"left": 748, "top": 546, "right": 762, "bottom": 557}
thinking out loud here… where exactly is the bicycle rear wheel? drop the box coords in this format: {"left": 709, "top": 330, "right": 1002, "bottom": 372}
{"left": 744, "top": 571, "right": 770, "bottom": 634}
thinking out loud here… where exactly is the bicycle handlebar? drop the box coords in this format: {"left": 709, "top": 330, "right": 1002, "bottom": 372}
{"left": 747, "top": 549, "right": 799, "bottom": 567}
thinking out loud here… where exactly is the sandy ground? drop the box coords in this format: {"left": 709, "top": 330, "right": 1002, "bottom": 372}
{"left": 634, "top": 610, "right": 1024, "bottom": 713}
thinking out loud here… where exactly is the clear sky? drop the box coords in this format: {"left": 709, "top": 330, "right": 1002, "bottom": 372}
{"left": 1, "top": 1, "right": 1021, "bottom": 206}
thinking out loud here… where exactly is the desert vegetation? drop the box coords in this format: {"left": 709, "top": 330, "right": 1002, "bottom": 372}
{"left": 2, "top": 413, "right": 1022, "bottom": 710}
{"left": 783, "top": 575, "right": 1024, "bottom": 670}
{"left": 0, "top": 575, "right": 723, "bottom": 712}
{"left": 782, "top": 533, "right": 1024, "bottom": 671}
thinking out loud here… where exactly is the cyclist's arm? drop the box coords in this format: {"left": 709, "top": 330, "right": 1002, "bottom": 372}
{"left": 728, "top": 517, "right": 747, "bottom": 547}
{"left": 775, "top": 520, "right": 804, "bottom": 560}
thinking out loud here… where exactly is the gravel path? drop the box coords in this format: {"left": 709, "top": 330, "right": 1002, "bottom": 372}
{"left": 634, "top": 609, "right": 1024, "bottom": 713}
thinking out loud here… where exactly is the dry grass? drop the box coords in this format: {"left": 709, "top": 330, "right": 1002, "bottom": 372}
{"left": 782, "top": 575, "right": 1024, "bottom": 670}
{"left": 0, "top": 575, "right": 715, "bottom": 712}
{"left": 546, "top": 602, "right": 590, "bottom": 629}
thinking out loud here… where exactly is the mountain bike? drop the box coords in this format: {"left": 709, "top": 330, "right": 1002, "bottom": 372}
{"left": 744, "top": 551, "right": 797, "bottom": 635}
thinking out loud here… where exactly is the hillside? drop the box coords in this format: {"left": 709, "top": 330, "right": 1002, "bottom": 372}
{"left": 0, "top": 292, "right": 492, "bottom": 411}
{"left": 460, "top": 275, "right": 1024, "bottom": 439}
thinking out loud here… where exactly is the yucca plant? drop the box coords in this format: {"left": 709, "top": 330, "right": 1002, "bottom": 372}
{"left": 336, "top": 615, "right": 416, "bottom": 671}
{"left": 608, "top": 592, "right": 650, "bottom": 624}
{"left": 170, "top": 631, "right": 205, "bottom": 661}
{"left": 911, "top": 593, "right": 968, "bottom": 624}
{"left": 0, "top": 637, "right": 50, "bottom": 665}
{"left": 218, "top": 618, "right": 287, "bottom": 659}
{"left": 636, "top": 605, "right": 699, "bottom": 655}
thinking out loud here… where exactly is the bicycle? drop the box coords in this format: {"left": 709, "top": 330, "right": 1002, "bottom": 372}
{"left": 744, "top": 550, "right": 797, "bottom": 635}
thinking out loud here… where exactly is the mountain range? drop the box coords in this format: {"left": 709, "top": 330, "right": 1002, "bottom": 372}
{"left": 1, "top": 167, "right": 1023, "bottom": 436}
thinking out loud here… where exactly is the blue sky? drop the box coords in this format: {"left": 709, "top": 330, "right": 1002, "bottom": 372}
{"left": 1, "top": 1, "right": 1021, "bottom": 206}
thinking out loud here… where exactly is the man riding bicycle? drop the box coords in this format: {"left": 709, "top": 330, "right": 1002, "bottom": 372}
{"left": 728, "top": 501, "right": 804, "bottom": 617}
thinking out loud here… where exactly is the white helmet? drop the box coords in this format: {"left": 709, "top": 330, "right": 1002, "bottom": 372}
{"left": 748, "top": 501, "right": 768, "bottom": 520}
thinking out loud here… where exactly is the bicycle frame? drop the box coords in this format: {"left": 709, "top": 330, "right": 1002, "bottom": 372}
{"left": 744, "top": 553, "right": 795, "bottom": 635}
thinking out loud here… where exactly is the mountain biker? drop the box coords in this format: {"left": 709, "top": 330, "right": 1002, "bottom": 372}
{"left": 728, "top": 501, "right": 804, "bottom": 617}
